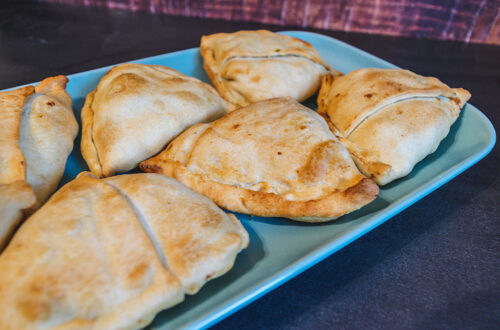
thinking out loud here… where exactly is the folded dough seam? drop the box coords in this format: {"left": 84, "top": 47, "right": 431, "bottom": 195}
{"left": 343, "top": 94, "right": 461, "bottom": 137}
{"left": 82, "top": 91, "right": 105, "bottom": 176}
{"left": 222, "top": 54, "right": 331, "bottom": 70}
{"left": 103, "top": 178, "right": 170, "bottom": 270}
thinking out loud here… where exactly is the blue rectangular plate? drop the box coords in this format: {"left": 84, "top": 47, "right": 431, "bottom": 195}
{"left": 8, "top": 31, "right": 496, "bottom": 329}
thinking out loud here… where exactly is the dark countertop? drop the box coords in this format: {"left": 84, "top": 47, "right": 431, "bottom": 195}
{"left": 1, "top": 1, "right": 499, "bottom": 329}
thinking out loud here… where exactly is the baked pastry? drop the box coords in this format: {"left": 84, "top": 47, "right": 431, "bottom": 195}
{"left": 0, "top": 76, "right": 78, "bottom": 249}
{"left": 0, "top": 86, "right": 33, "bottom": 184}
{"left": 200, "top": 30, "right": 335, "bottom": 106}
{"left": 318, "top": 68, "right": 471, "bottom": 185}
{"left": 141, "top": 97, "right": 378, "bottom": 222}
{"left": 81, "top": 63, "right": 233, "bottom": 177}
{"left": 0, "top": 76, "right": 78, "bottom": 207}
{"left": 20, "top": 76, "right": 79, "bottom": 209}
{"left": 104, "top": 173, "right": 249, "bottom": 294}
{"left": 0, "top": 172, "right": 248, "bottom": 329}
{"left": 0, "top": 181, "right": 36, "bottom": 252}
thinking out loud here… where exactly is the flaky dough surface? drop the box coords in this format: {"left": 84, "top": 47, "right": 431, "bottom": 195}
{"left": 201, "top": 30, "right": 335, "bottom": 106}
{"left": 318, "top": 68, "right": 471, "bottom": 185}
{"left": 81, "top": 63, "right": 232, "bottom": 177}
{"left": 142, "top": 97, "right": 378, "bottom": 221}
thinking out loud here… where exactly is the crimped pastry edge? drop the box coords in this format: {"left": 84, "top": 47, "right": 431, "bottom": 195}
{"left": 140, "top": 159, "right": 379, "bottom": 223}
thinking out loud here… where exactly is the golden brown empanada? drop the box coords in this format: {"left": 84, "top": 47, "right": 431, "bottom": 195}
{"left": 81, "top": 63, "right": 233, "bottom": 177}
{"left": 141, "top": 97, "right": 378, "bottom": 222}
{"left": 0, "top": 77, "right": 78, "bottom": 250}
{"left": 21, "top": 76, "right": 79, "bottom": 210}
{"left": 201, "top": 30, "right": 335, "bottom": 106}
{"left": 0, "top": 86, "right": 34, "bottom": 184}
{"left": 104, "top": 173, "right": 249, "bottom": 295}
{"left": 0, "top": 172, "right": 248, "bottom": 329}
{"left": 0, "top": 181, "right": 36, "bottom": 252}
{"left": 318, "top": 68, "right": 471, "bottom": 185}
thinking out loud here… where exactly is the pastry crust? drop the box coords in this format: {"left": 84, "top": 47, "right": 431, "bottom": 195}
{"left": 0, "top": 181, "right": 36, "bottom": 252}
{"left": 0, "top": 85, "right": 34, "bottom": 184}
{"left": 0, "top": 172, "right": 248, "bottom": 329}
{"left": 104, "top": 173, "right": 248, "bottom": 294}
{"left": 0, "top": 77, "right": 77, "bottom": 249}
{"left": 141, "top": 97, "right": 378, "bottom": 222}
{"left": 200, "top": 30, "right": 337, "bottom": 106}
{"left": 20, "top": 75, "right": 79, "bottom": 210}
{"left": 318, "top": 68, "right": 471, "bottom": 185}
{"left": 81, "top": 63, "right": 233, "bottom": 177}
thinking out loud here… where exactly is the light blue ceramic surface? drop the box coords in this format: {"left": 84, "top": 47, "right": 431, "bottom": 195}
{"left": 5, "top": 31, "right": 495, "bottom": 329}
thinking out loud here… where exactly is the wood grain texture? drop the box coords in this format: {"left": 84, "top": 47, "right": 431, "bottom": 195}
{"left": 40, "top": 0, "right": 500, "bottom": 44}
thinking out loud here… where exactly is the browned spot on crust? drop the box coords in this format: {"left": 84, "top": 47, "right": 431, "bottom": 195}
{"left": 275, "top": 48, "right": 281, "bottom": 52}
{"left": 364, "top": 93, "right": 373, "bottom": 98}
{"left": 323, "top": 73, "right": 334, "bottom": 85}
{"left": 385, "top": 80, "right": 403, "bottom": 92}
{"left": 109, "top": 73, "right": 147, "bottom": 96}
{"left": 128, "top": 262, "right": 148, "bottom": 284}
{"left": 230, "top": 69, "right": 243, "bottom": 75}
{"left": 344, "top": 177, "right": 379, "bottom": 200}
{"left": 300, "top": 125, "right": 307, "bottom": 129}
{"left": 172, "top": 91, "right": 201, "bottom": 104}
{"left": 277, "top": 151, "right": 282, "bottom": 155}
{"left": 17, "top": 299, "right": 51, "bottom": 321}
{"left": 140, "top": 163, "right": 164, "bottom": 174}
{"left": 297, "top": 141, "right": 335, "bottom": 184}
{"left": 251, "top": 76, "right": 261, "bottom": 83}
{"left": 232, "top": 123, "right": 240, "bottom": 129}
{"left": 46, "top": 101, "right": 55, "bottom": 106}
{"left": 163, "top": 77, "right": 185, "bottom": 84}
{"left": 335, "top": 93, "right": 340, "bottom": 98}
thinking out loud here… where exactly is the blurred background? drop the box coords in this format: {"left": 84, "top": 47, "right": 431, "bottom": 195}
{"left": 41, "top": 0, "right": 499, "bottom": 44}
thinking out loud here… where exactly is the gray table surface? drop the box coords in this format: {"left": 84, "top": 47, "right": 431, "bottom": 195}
{"left": 1, "top": 1, "right": 499, "bottom": 329}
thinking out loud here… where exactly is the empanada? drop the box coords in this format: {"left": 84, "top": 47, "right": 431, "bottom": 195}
{"left": 81, "top": 63, "right": 233, "bottom": 177}
{"left": 318, "top": 68, "right": 471, "bottom": 185}
{"left": 20, "top": 76, "right": 79, "bottom": 209}
{"left": 0, "top": 76, "right": 78, "bottom": 249}
{"left": 141, "top": 97, "right": 378, "bottom": 222}
{"left": 0, "top": 172, "right": 248, "bottom": 329}
{"left": 0, "top": 181, "right": 36, "bottom": 252}
{"left": 200, "top": 30, "right": 335, "bottom": 106}
{"left": 0, "top": 86, "right": 34, "bottom": 184}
